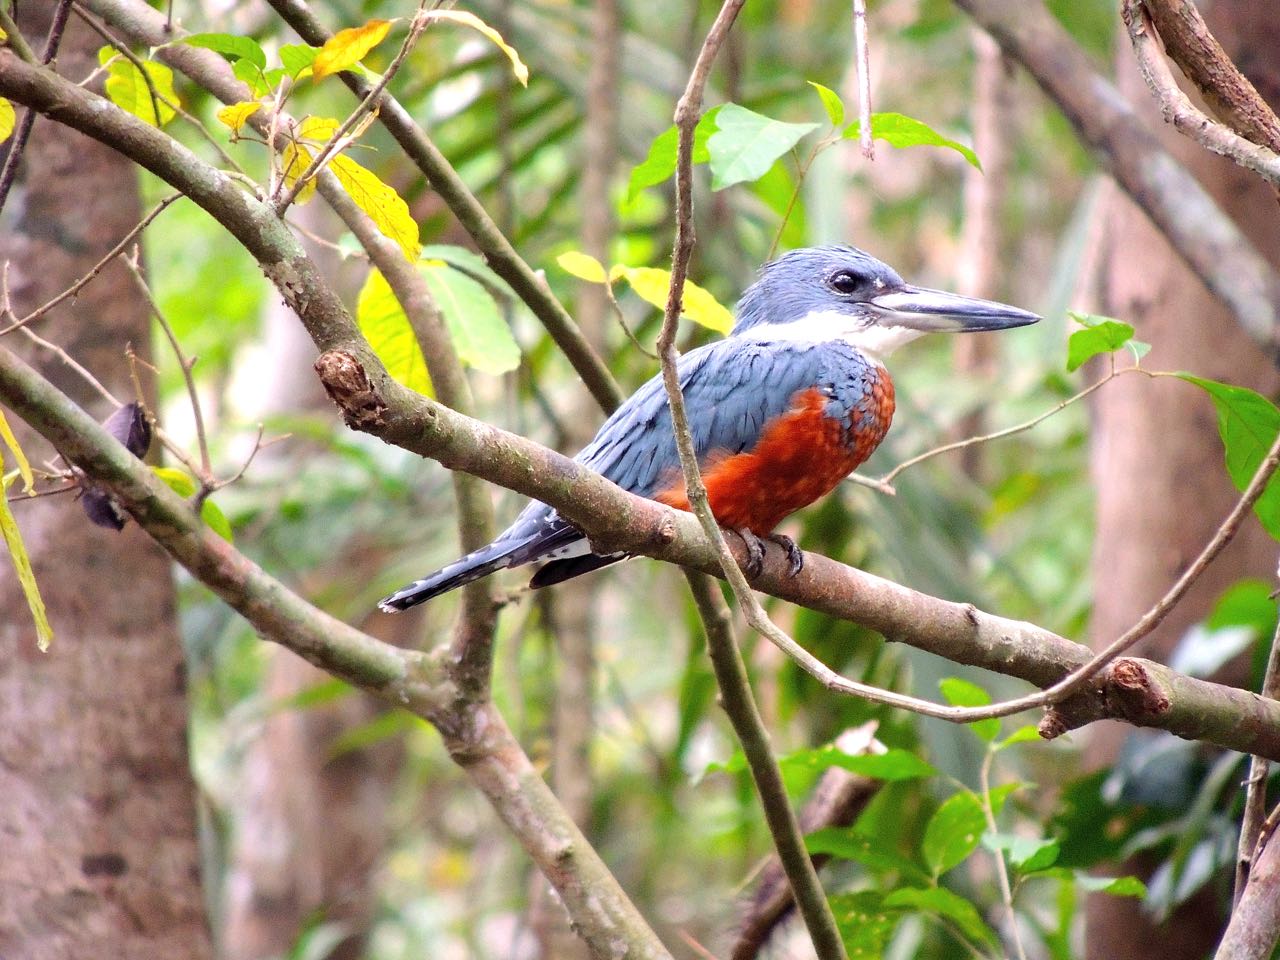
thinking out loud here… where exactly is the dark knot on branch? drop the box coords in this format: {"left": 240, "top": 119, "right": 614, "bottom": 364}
{"left": 314, "top": 350, "right": 387, "bottom": 430}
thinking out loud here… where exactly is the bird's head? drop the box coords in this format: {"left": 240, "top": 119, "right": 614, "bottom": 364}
{"left": 731, "top": 245, "right": 1039, "bottom": 359}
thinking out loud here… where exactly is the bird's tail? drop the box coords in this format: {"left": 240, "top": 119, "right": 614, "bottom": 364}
{"left": 379, "top": 538, "right": 525, "bottom": 612}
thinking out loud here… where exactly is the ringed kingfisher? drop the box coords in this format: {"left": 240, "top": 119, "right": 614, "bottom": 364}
{"left": 380, "top": 245, "right": 1038, "bottom": 612}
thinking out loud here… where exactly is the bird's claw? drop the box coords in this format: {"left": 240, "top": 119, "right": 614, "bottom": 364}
{"left": 768, "top": 533, "right": 805, "bottom": 577}
{"left": 733, "top": 528, "right": 766, "bottom": 579}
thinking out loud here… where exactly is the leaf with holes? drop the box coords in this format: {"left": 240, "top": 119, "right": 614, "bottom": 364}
{"left": 1180, "top": 375, "right": 1280, "bottom": 540}
{"left": 313, "top": 19, "right": 392, "bottom": 80}
{"left": 844, "top": 111, "right": 980, "bottom": 169}
{"left": 707, "top": 104, "right": 819, "bottom": 190}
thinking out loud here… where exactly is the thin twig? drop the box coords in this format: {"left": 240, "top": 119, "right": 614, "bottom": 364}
{"left": 979, "top": 749, "right": 1029, "bottom": 960}
{"left": 0, "top": 194, "right": 182, "bottom": 337}
{"left": 658, "top": 1, "right": 847, "bottom": 957}
{"left": 73, "top": 4, "right": 168, "bottom": 126}
{"left": 1236, "top": 572, "right": 1280, "bottom": 905}
{"left": 274, "top": 4, "right": 429, "bottom": 214}
{"left": 852, "top": 0, "right": 873, "bottom": 159}
{"left": 121, "top": 252, "right": 212, "bottom": 478}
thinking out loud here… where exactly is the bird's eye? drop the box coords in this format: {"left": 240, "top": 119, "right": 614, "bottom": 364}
{"left": 828, "top": 270, "right": 861, "bottom": 295}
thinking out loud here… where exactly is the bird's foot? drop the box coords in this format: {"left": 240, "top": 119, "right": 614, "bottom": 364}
{"left": 768, "top": 533, "right": 805, "bottom": 577}
{"left": 733, "top": 528, "right": 767, "bottom": 579}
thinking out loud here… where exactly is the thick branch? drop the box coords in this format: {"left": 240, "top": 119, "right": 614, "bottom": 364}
{"left": 1215, "top": 824, "right": 1280, "bottom": 960}
{"left": 954, "top": 0, "right": 1280, "bottom": 357}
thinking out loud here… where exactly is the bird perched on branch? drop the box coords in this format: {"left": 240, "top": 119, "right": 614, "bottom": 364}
{"left": 380, "top": 245, "right": 1037, "bottom": 612}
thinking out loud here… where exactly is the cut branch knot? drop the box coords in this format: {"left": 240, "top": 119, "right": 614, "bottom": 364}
{"left": 1107, "top": 657, "right": 1172, "bottom": 717}
{"left": 314, "top": 350, "right": 386, "bottom": 429}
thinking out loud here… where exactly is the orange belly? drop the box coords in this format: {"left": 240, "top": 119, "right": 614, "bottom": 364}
{"left": 654, "top": 382, "right": 894, "bottom": 534}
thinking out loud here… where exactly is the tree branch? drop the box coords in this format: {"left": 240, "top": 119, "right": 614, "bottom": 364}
{"left": 954, "top": 0, "right": 1280, "bottom": 358}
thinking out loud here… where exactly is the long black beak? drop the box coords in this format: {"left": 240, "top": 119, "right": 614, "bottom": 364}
{"left": 869, "top": 284, "right": 1040, "bottom": 332}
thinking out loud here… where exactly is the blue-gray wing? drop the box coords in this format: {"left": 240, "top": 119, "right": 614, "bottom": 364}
{"left": 575, "top": 338, "right": 835, "bottom": 497}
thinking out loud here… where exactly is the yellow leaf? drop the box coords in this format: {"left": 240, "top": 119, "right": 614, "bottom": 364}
{"left": 424, "top": 10, "right": 528, "bottom": 87}
{"left": 280, "top": 141, "right": 317, "bottom": 204}
{"left": 0, "top": 456, "right": 53, "bottom": 651}
{"left": 297, "top": 115, "right": 341, "bottom": 141}
{"left": 356, "top": 269, "right": 432, "bottom": 396}
{"left": 313, "top": 19, "right": 393, "bottom": 81}
{"left": 0, "top": 25, "right": 8, "bottom": 41}
{"left": 617, "top": 266, "right": 733, "bottom": 334}
{"left": 215, "top": 100, "right": 261, "bottom": 135}
{"left": 0, "top": 98, "right": 14, "bottom": 145}
{"left": 330, "top": 153, "right": 420, "bottom": 261}
{"left": 99, "top": 50, "right": 180, "bottom": 127}
{"left": 556, "top": 251, "right": 608, "bottom": 284}
{"left": 0, "top": 409, "right": 33, "bottom": 494}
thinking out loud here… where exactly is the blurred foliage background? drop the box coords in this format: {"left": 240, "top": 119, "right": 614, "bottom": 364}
{"left": 110, "top": 0, "right": 1280, "bottom": 957}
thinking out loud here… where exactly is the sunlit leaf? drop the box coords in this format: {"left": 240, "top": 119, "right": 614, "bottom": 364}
{"left": 356, "top": 268, "right": 432, "bottom": 396}
{"left": 1072, "top": 872, "right": 1147, "bottom": 897}
{"left": 0, "top": 408, "right": 34, "bottom": 493}
{"left": 0, "top": 465, "right": 53, "bottom": 651}
{"left": 201, "top": 498, "right": 233, "bottom": 542}
{"left": 1069, "top": 309, "right": 1149, "bottom": 362}
{"left": 280, "top": 44, "right": 319, "bottom": 79}
{"left": 313, "top": 19, "right": 393, "bottom": 81}
{"left": 153, "top": 466, "right": 196, "bottom": 497}
{"left": 708, "top": 745, "right": 935, "bottom": 781}
{"left": 625, "top": 106, "right": 722, "bottom": 203}
{"left": 330, "top": 153, "right": 420, "bottom": 261}
{"left": 884, "top": 886, "right": 998, "bottom": 945}
{"left": 297, "top": 115, "right": 340, "bottom": 141}
{"left": 1066, "top": 312, "right": 1136, "bottom": 371}
{"left": 0, "top": 98, "right": 14, "bottom": 145}
{"left": 280, "top": 141, "right": 317, "bottom": 204}
{"left": 232, "top": 58, "right": 269, "bottom": 97}
{"left": 1179, "top": 374, "right": 1280, "bottom": 540}
{"left": 425, "top": 10, "right": 528, "bottom": 86}
{"left": 614, "top": 266, "right": 732, "bottom": 334}
{"left": 707, "top": 104, "right": 819, "bottom": 190}
{"left": 983, "top": 832, "right": 1061, "bottom": 872}
{"left": 419, "top": 244, "right": 516, "bottom": 299}
{"left": 557, "top": 250, "right": 609, "bottom": 284}
{"left": 182, "top": 32, "right": 266, "bottom": 69}
{"left": 844, "top": 111, "right": 980, "bottom": 169}
{"left": 420, "top": 261, "right": 520, "bottom": 374}
{"left": 939, "top": 676, "right": 999, "bottom": 742}
{"left": 99, "top": 49, "right": 179, "bottom": 127}
{"left": 808, "top": 80, "right": 845, "bottom": 127}
{"left": 922, "top": 790, "right": 987, "bottom": 875}
{"left": 215, "top": 101, "right": 262, "bottom": 135}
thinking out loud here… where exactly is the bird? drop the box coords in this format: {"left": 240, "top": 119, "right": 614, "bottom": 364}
{"left": 380, "top": 245, "right": 1038, "bottom": 612}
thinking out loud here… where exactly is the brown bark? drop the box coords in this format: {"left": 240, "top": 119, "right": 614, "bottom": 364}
{"left": 1087, "top": 5, "right": 1280, "bottom": 958}
{"left": 0, "top": 11, "right": 209, "bottom": 960}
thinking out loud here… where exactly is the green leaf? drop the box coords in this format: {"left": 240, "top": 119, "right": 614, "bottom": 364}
{"left": 1069, "top": 309, "right": 1149, "bottom": 361}
{"left": 0, "top": 98, "right": 14, "bottom": 145}
{"left": 201, "top": 498, "right": 233, "bottom": 542}
{"left": 922, "top": 790, "right": 987, "bottom": 876}
{"left": 983, "top": 832, "right": 1061, "bottom": 872}
{"left": 707, "top": 104, "right": 819, "bottom": 190}
{"left": 844, "top": 111, "right": 980, "bottom": 170}
{"left": 232, "top": 57, "right": 269, "bottom": 96}
{"left": 0, "top": 460, "right": 53, "bottom": 651}
{"left": 883, "top": 886, "right": 998, "bottom": 946}
{"left": 808, "top": 80, "right": 845, "bottom": 127}
{"left": 328, "top": 709, "right": 415, "bottom": 757}
{"left": 329, "top": 152, "right": 420, "bottom": 261}
{"left": 1072, "top": 872, "right": 1147, "bottom": 897}
{"left": 828, "top": 891, "right": 901, "bottom": 956}
{"left": 420, "top": 262, "right": 521, "bottom": 375}
{"left": 789, "top": 746, "right": 935, "bottom": 781}
{"left": 100, "top": 51, "right": 180, "bottom": 127}
{"left": 806, "top": 828, "right": 931, "bottom": 882}
{"left": 153, "top": 465, "right": 197, "bottom": 497}
{"left": 356, "top": 268, "right": 432, "bottom": 396}
{"left": 1179, "top": 374, "right": 1280, "bottom": 539}
{"left": 995, "top": 725, "right": 1043, "bottom": 751}
{"left": 939, "top": 676, "right": 999, "bottom": 742}
{"left": 182, "top": 32, "right": 267, "bottom": 69}
{"left": 1065, "top": 312, "right": 1136, "bottom": 371}
{"left": 419, "top": 245, "right": 516, "bottom": 299}
{"left": 625, "top": 106, "right": 722, "bottom": 203}
{"left": 279, "top": 44, "right": 319, "bottom": 79}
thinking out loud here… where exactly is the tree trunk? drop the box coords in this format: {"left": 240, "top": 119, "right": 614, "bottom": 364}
{"left": 0, "top": 11, "right": 210, "bottom": 960}
{"left": 1087, "top": 5, "right": 1280, "bottom": 958}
